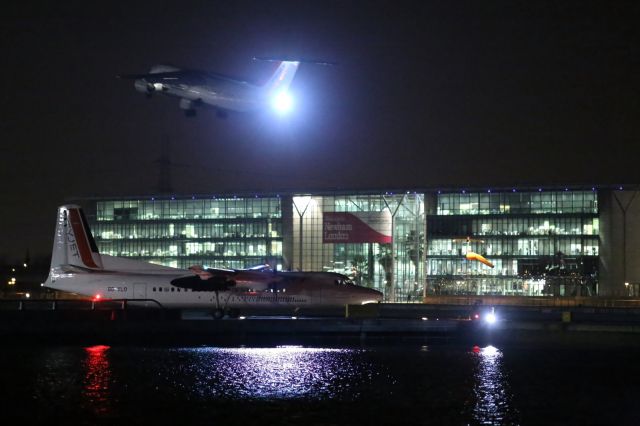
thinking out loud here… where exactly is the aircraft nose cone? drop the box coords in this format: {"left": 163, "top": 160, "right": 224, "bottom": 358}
{"left": 367, "top": 288, "right": 384, "bottom": 302}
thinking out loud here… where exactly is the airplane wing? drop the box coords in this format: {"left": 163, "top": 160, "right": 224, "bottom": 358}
{"left": 245, "top": 264, "right": 273, "bottom": 272}
{"left": 171, "top": 267, "right": 238, "bottom": 291}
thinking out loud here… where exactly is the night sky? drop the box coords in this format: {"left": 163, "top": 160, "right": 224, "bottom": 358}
{"left": 1, "top": 0, "right": 638, "bottom": 259}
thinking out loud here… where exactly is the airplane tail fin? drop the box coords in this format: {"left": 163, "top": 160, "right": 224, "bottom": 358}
{"left": 259, "top": 60, "right": 300, "bottom": 95}
{"left": 50, "top": 205, "right": 103, "bottom": 271}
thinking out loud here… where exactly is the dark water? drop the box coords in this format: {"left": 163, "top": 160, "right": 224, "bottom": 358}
{"left": 1, "top": 342, "right": 639, "bottom": 425}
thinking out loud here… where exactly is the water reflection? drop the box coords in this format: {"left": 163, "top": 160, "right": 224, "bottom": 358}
{"left": 471, "top": 345, "right": 519, "bottom": 425}
{"left": 82, "top": 345, "right": 111, "bottom": 415}
{"left": 172, "top": 346, "right": 372, "bottom": 399}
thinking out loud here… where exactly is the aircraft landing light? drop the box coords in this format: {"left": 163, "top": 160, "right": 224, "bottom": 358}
{"left": 485, "top": 307, "right": 497, "bottom": 324}
{"left": 272, "top": 91, "right": 293, "bottom": 114}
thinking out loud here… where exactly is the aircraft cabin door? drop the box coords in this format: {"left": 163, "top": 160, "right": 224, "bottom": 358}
{"left": 133, "top": 283, "right": 147, "bottom": 300}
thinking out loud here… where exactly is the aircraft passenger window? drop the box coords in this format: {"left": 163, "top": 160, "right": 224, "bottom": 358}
{"left": 159, "top": 288, "right": 162, "bottom": 292}
{"left": 153, "top": 287, "right": 156, "bottom": 292}
{"left": 171, "top": 288, "right": 175, "bottom": 292}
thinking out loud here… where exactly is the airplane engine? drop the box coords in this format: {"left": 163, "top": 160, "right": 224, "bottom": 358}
{"left": 134, "top": 79, "right": 154, "bottom": 94}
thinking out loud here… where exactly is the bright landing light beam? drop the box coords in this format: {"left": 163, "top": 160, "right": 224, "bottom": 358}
{"left": 485, "top": 307, "right": 497, "bottom": 324}
{"left": 271, "top": 91, "right": 294, "bottom": 114}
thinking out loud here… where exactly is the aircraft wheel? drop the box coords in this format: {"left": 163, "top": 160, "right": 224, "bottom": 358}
{"left": 227, "top": 308, "right": 240, "bottom": 319}
{"left": 212, "top": 309, "right": 225, "bottom": 319}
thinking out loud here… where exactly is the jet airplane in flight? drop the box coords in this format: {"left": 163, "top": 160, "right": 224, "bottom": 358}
{"left": 118, "top": 59, "right": 302, "bottom": 117}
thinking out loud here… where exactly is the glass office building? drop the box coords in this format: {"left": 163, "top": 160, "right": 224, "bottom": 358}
{"left": 292, "top": 193, "right": 425, "bottom": 302}
{"left": 91, "top": 197, "right": 283, "bottom": 269}
{"left": 83, "top": 187, "right": 613, "bottom": 301}
{"left": 426, "top": 190, "right": 599, "bottom": 297}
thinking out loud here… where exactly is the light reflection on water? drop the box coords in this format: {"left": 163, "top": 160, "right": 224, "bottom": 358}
{"left": 82, "top": 345, "right": 111, "bottom": 415}
{"left": 31, "top": 344, "right": 523, "bottom": 422}
{"left": 14, "top": 343, "right": 640, "bottom": 424}
{"left": 169, "top": 346, "right": 374, "bottom": 399}
{"left": 471, "top": 345, "right": 519, "bottom": 425}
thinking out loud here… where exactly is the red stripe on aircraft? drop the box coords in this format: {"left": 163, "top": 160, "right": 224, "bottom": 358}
{"left": 69, "top": 209, "right": 99, "bottom": 268}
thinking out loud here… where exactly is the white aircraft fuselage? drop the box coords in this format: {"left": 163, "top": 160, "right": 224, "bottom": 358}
{"left": 43, "top": 206, "right": 382, "bottom": 315}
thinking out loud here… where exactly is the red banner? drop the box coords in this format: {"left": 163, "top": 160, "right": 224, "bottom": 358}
{"left": 323, "top": 211, "right": 392, "bottom": 244}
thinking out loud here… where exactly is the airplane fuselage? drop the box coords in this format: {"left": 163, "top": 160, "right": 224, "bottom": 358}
{"left": 128, "top": 61, "right": 300, "bottom": 115}
{"left": 137, "top": 74, "right": 265, "bottom": 112}
{"left": 43, "top": 205, "right": 382, "bottom": 316}
{"left": 48, "top": 268, "right": 381, "bottom": 310}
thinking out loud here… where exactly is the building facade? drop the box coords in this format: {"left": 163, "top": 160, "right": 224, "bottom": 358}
{"left": 90, "top": 197, "right": 283, "bottom": 270}
{"left": 82, "top": 186, "right": 640, "bottom": 301}
{"left": 426, "top": 190, "right": 599, "bottom": 298}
